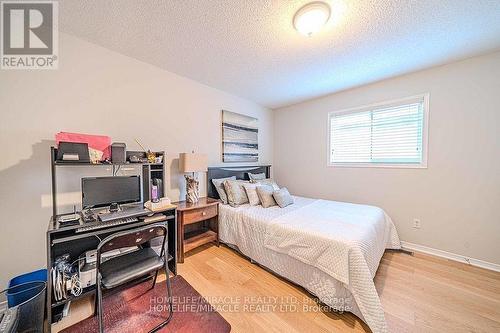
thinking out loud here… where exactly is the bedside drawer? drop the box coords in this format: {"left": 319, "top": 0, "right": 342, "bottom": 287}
{"left": 182, "top": 205, "right": 217, "bottom": 225}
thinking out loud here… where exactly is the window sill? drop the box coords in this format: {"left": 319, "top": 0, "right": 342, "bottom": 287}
{"left": 327, "top": 162, "right": 428, "bottom": 169}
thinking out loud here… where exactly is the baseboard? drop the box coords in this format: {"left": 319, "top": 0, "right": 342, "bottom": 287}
{"left": 400, "top": 241, "right": 500, "bottom": 273}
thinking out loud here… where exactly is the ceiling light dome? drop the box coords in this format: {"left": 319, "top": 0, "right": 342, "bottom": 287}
{"left": 293, "top": 1, "right": 331, "bottom": 37}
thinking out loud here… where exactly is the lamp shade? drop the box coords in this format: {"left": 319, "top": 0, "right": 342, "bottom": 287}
{"left": 179, "top": 152, "right": 208, "bottom": 173}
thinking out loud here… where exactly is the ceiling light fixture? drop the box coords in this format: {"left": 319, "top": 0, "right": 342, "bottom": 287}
{"left": 293, "top": 1, "right": 331, "bottom": 37}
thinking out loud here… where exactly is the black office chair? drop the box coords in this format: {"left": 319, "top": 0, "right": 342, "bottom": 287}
{"left": 95, "top": 224, "right": 173, "bottom": 333}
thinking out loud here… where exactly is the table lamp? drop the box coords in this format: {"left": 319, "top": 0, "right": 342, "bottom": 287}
{"left": 179, "top": 151, "right": 208, "bottom": 203}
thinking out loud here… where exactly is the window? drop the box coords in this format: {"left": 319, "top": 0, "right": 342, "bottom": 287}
{"left": 328, "top": 94, "right": 429, "bottom": 168}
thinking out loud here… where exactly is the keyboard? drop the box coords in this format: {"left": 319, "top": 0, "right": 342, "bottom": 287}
{"left": 76, "top": 217, "right": 139, "bottom": 233}
{"left": 99, "top": 206, "right": 150, "bottom": 222}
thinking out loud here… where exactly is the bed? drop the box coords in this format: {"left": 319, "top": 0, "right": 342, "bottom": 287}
{"left": 207, "top": 166, "right": 401, "bottom": 333}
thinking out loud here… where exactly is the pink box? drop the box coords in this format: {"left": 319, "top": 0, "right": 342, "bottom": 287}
{"left": 55, "top": 132, "right": 112, "bottom": 160}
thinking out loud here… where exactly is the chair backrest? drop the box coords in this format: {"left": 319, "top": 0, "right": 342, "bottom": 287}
{"left": 97, "top": 224, "right": 167, "bottom": 257}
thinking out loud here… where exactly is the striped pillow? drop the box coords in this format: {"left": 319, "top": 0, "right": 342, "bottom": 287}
{"left": 243, "top": 183, "right": 261, "bottom": 206}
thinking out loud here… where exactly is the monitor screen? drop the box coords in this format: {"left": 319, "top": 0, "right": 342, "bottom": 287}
{"left": 82, "top": 176, "right": 142, "bottom": 209}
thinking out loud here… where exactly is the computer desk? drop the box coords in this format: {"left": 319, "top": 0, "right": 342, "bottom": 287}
{"left": 45, "top": 206, "right": 177, "bottom": 330}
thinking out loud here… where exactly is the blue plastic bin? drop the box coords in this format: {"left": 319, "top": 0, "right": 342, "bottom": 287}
{"left": 7, "top": 269, "right": 47, "bottom": 307}
{"left": 1, "top": 281, "right": 46, "bottom": 333}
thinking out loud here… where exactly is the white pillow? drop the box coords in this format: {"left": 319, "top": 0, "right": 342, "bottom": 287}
{"left": 273, "top": 187, "right": 294, "bottom": 208}
{"left": 251, "top": 178, "right": 279, "bottom": 191}
{"left": 211, "top": 176, "right": 236, "bottom": 204}
{"left": 243, "top": 183, "right": 261, "bottom": 206}
{"left": 248, "top": 172, "right": 266, "bottom": 181}
{"left": 223, "top": 180, "right": 249, "bottom": 207}
{"left": 256, "top": 185, "right": 277, "bottom": 208}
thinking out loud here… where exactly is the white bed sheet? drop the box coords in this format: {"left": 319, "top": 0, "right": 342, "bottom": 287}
{"left": 218, "top": 196, "right": 401, "bottom": 333}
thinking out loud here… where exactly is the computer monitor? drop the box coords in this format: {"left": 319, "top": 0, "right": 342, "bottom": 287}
{"left": 81, "top": 176, "right": 142, "bottom": 209}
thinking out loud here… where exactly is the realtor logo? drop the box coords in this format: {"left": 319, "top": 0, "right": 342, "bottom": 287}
{"left": 1, "top": 1, "right": 58, "bottom": 69}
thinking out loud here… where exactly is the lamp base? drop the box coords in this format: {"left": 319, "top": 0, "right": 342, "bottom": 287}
{"left": 185, "top": 175, "right": 200, "bottom": 203}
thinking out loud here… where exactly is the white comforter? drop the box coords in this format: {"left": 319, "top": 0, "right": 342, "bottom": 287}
{"left": 219, "top": 196, "right": 401, "bottom": 333}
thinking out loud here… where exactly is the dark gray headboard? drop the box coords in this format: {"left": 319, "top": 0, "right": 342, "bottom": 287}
{"left": 207, "top": 165, "right": 271, "bottom": 199}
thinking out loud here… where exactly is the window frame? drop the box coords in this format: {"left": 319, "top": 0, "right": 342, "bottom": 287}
{"left": 327, "top": 94, "right": 430, "bottom": 169}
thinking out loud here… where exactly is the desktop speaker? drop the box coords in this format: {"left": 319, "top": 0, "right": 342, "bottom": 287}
{"left": 111, "top": 143, "right": 126, "bottom": 163}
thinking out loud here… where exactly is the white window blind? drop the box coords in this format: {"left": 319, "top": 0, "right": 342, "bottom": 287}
{"left": 328, "top": 95, "right": 428, "bottom": 167}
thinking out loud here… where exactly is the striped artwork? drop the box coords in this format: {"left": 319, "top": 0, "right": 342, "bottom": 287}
{"left": 222, "top": 110, "right": 258, "bottom": 162}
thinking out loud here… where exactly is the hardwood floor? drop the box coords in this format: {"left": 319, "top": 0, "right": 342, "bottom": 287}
{"left": 54, "top": 244, "right": 500, "bottom": 333}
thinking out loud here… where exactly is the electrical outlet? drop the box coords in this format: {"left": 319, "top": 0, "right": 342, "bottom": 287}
{"left": 413, "top": 218, "right": 421, "bottom": 229}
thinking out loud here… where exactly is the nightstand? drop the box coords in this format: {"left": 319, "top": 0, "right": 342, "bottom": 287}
{"left": 175, "top": 197, "right": 219, "bottom": 263}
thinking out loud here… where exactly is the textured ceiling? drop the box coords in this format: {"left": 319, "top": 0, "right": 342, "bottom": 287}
{"left": 59, "top": 0, "right": 500, "bottom": 108}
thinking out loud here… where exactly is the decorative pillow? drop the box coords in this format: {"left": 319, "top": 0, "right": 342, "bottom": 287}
{"left": 256, "top": 185, "right": 277, "bottom": 208}
{"left": 273, "top": 187, "right": 294, "bottom": 208}
{"left": 211, "top": 176, "right": 236, "bottom": 204}
{"left": 251, "top": 178, "right": 280, "bottom": 190}
{"left": 248, "top": 172, "right": 266, "bottom": 181}
{"left": 223, "top": 180, "right": 249, "bottom": 207}
{"left": 243, "top": 183, "right": 261, "bottom": 206}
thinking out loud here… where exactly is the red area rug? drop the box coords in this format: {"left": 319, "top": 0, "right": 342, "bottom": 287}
{"left": 61, "top": 275, "right": 231, "bottom": 333}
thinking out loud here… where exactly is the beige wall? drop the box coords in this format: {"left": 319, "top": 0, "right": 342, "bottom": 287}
{"left": 274, "top": 51, "right": 500, "bottom": 265}
{"left": 0, "top": 33, "right": 273, "bottom": 286}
